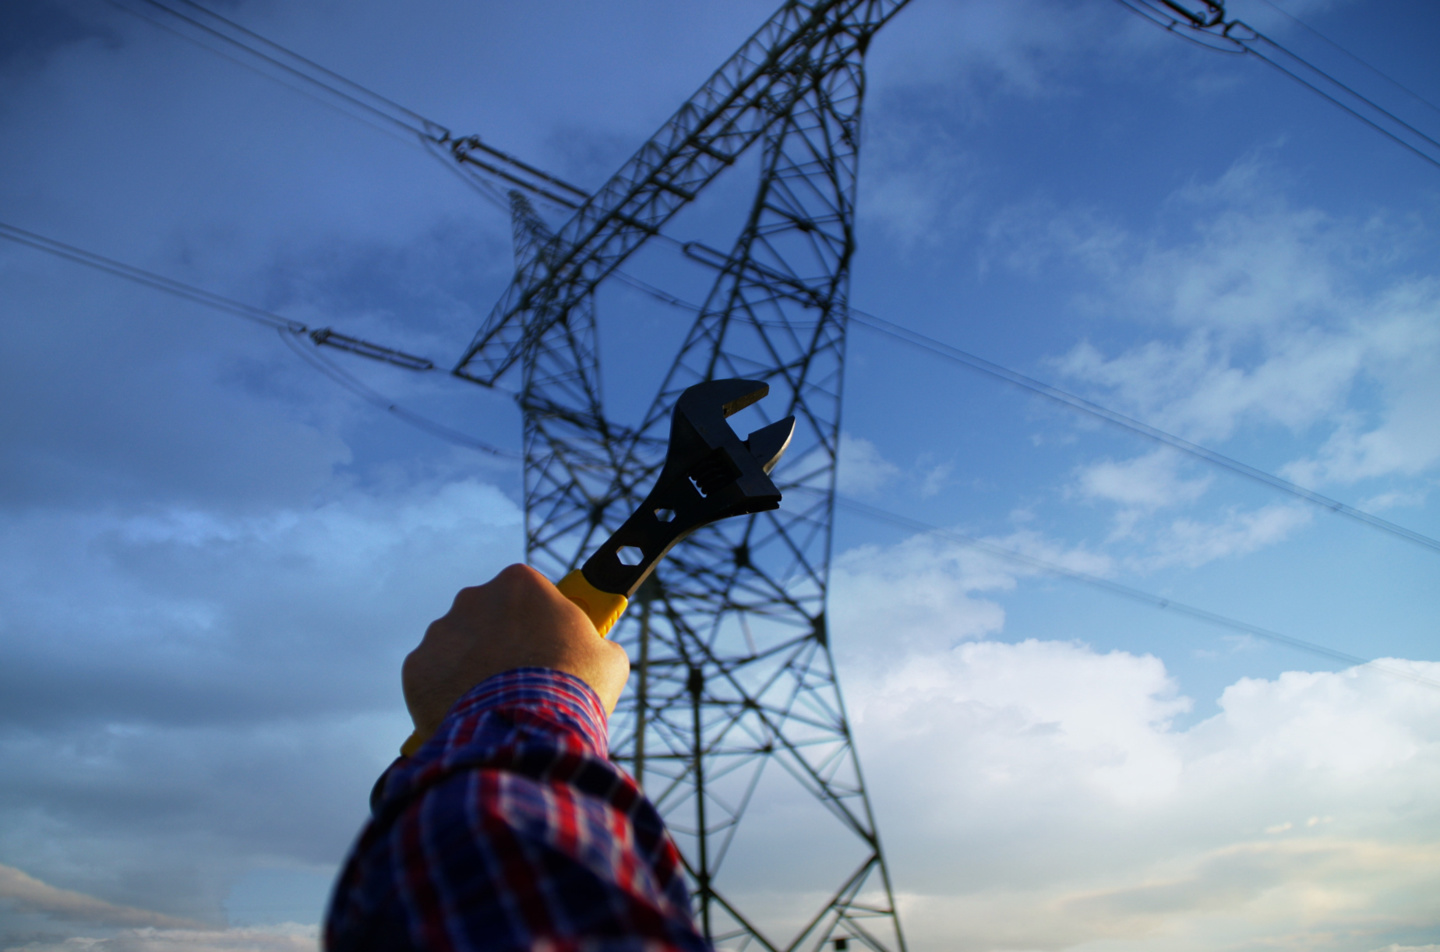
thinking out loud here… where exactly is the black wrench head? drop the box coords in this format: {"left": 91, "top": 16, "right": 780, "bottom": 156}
{"left": 670, "top": 378, "right": 794, "bottom": 503}
{"left": 581, "top": 378, "right": 796, "bottom": 597}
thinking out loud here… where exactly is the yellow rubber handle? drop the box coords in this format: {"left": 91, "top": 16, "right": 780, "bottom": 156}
{"left": 556, "top": 569, "right": 629, "bottom": 639}
{"left": 399, "top": 570, "right": 629, "bottom": 757}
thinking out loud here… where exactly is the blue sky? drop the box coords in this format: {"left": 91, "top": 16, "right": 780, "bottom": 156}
{"left": 2, "top": 1, "right": 1438, "bottom": 950}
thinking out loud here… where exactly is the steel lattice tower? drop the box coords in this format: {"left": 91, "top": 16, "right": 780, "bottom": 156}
{"left": 454, "top": 3, "right": 911, "bottom": 948}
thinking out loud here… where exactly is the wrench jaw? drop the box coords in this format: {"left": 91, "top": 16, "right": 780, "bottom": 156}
{"left": 579, "top": 379, "right": 796, "bottom": 599}
{"left": 744, "top": 417, "right": 796, "bottom": 476}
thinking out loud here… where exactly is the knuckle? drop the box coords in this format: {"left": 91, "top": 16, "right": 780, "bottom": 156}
{"left": 495, "top": 563, "right": 549, "bottom": 605}
{"left": 495, "top": 563, "right": 534, "bottom": 583}
{"left": 605, "top": 639, "right": 632, "bottom": 666}
{"left": 451, "top": 585, "right": 484, "bottom": 612}
{"left": 499, "top": 563, "right": 544, "bottom": 591}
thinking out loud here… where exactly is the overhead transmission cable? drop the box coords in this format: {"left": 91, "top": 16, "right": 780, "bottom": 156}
{"left": 822, "top": 490, "right": 1440, "bottom": 692}
{"left": 277, "top": 331, "right": 521, "bottom": 459}
{"left": 107, "top": 0, "right": 432, "bottom": 141}
{"left": 0, "top": 219, "right": 519, "bottom": 460}
{"left": 1111, "top": 0, "right": 1440, "bottom": 171}
{"left": 13, "top": 223, "right": 1431, "bottom": 673}
{"left": 105, "top": 0, "right": 587, "bottom": 212}
{"left": 844, "top": 308, "right": 1440, "bottom": 555}
{"left": 1, "top": 220, "right": 305, "bottom": 334}
{"left": 91, "top": 0, "right": 1440, "bottom": 703}
{"left": 16, "top": 208, "right": 1434, "bottom": 552}
{"left": 82, "top": 0, "right": 1440, "bottom": 549}
{"left": 608, "top": 252, "right": 1440, "bottom": 555}
{"left": 1252, "top": 0, "right": 1440, "bottom": 120}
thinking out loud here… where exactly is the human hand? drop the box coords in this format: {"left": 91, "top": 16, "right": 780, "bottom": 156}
{"left": 402, "top": 564, "right": 631, "bottom": 744}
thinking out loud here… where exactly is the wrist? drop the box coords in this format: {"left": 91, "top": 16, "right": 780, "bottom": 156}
{"left": 405, "top": 667, "right": 611, "bottom": 760}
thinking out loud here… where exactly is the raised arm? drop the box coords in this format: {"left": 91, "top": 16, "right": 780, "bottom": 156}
{"left": 325, "top": 565, "right": 708, "bottom": 952}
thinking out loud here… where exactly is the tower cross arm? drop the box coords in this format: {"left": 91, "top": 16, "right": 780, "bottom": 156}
{"left": 452, "top": 0, "right": 910, "bottom": 386}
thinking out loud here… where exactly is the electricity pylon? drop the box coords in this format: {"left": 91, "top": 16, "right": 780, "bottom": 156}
{"left": 454, "top": 3, "right": 911, "bottom": 949}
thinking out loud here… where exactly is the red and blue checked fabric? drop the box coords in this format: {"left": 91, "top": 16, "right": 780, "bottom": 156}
{"left": 326, "top": 668, "right": 709, "bottom": 952}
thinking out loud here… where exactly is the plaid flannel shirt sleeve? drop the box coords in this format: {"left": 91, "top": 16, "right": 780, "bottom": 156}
{"left": 325, "top": 668, "right": 709, "bottom": 952}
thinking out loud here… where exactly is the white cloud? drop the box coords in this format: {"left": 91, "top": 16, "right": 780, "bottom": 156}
{"left": 1361, "top": 488, "right": 1430, "bottom": 511}
{"left": 844, "top": 641, "right": 1440, "bottom": 952}
{"left": 820, "top": 527, "right": 1440, "bottom": 949}
{"left": 837, "top": 434, "right": 903, "bottom": 496}
{"left": 830, "top": 527, "right": 1113, "bottom": 660}
{"left": 915, "top": 456, "right": 954, "bottom": 499}
{"left": 854, "top": 639, "right": 1191, "bottom": 807}
{"left": 0, "top": 861, "right": 318, "bottom": 950}
{"left": 5, "top": 921, "right": 318, "bottom": 952}
{"left": 0, "top": 863, "right": 202, "bottom": 930}
{"left": 830, "top": 537, "right": 1008, "bottom": 656}
{"left": 1282, "top": 325, "right": 1440, "bottom": 484}
{"left": 1074, "top": 448, "right": 1213, "bottom": 513}
{"left": 1140, "top": 502, "right": 1313, "bottom": 569}
{"left": 1006, "top": 159, "right": 1440, "bottom": 499}
{"left": 834, "top": 436, "right": 958, "bottom": 500}
{"left": 1053, "top": 322, "right": 1373, "bottom": 444}
{"left": 0, "top": 477, "right": 522, "bottom": 924}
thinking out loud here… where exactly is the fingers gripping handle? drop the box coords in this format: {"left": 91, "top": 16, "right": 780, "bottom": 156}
{"left": 399, "top": 571, "right": 627, "bottom": 757}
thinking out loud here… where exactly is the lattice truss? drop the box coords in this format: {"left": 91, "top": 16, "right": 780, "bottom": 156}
{"left": 455, "top": 3, "right": 911, "bottom": 949}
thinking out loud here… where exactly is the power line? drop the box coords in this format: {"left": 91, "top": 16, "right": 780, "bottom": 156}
{"left": 104, "top": 0, "right": 587, "bottom": 212}
{"left": 161, "top": 0, "right": 441, "bottom": 136}
{"left": 844, "top": 309, "right": 1440, "bottom": 555}
{"left": 22, "top": 5, "right": 1435, "bottom": 700}
{"left": 1111, "top": 0, "right": 1440, "bottom": 171}
{"left": 278, "top": 330, "right": 521, "bottom": 460}
{"left": 1244, "top": 35, "right": 1440, "bottom": 172}
{"left": 1, "top": 220, "right": 304, "bottom": 333}
{"left": 1, "top": 218, "right": 518, "bottom": 460}
{"left": 22, "top": 221, "right": 1415, "bottom": 682}
{"left": 49, "top": 1, "right": 1440, "bottom": 543}
{"left": 15, "top": 210, "right": 1433, "bottom": 670}
{"left": 149, "top": 0, "right": 589, "bottom": 209}
{"left": 99, "top": 0, "right": 417, "bottom": 151}
{"left": 105, "top": 0, "right": 516, "bottom": 216}
{"left": 1252, "top": 0, "right": 1440, "bottom": 120}
{"left": 101, "top": 0, "right": 1440, "bottom": 496}
{"left": 116, "top": 0, "right": 435, "bottom": 140}
{"left": 827, "top": 491, "right": 1440, "bottom": 691}
{"left": 1108, "top": 0, "right": 1249, "bottom": 54}
{"left": 608, "top": 246, "right": 1440, "bottom": 555}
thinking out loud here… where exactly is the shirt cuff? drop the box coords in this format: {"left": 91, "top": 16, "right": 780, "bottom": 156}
{"left": 371, "top": 667, "right": 613, "bottom": 815}
{"left": 439, "top": 666, "right": 611, "bottom": 757}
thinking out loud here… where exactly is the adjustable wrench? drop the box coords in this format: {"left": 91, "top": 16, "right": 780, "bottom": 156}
{"left": 556, "top": 377, "right": 795, "bottom": 636}
{"left": 400, "top": 379, "right": 793, "bottom": 756}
